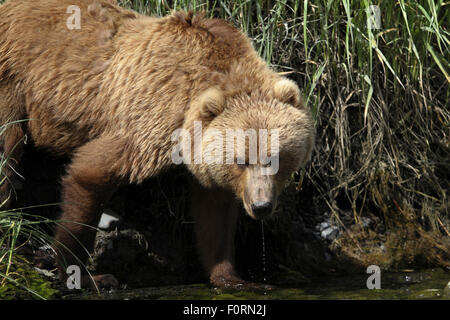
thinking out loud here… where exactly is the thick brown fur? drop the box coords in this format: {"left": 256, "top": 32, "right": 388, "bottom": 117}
{"left": 0, "top": 0, "right": 315, "bottom": 289}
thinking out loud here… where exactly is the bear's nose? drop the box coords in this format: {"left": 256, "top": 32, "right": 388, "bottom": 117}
{"left": 251, "top": 201, "right": 273, "bottom": 220}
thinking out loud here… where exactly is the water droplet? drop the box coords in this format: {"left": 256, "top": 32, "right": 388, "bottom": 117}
{"left": 261, "top": 221, "right": 266, "bottom": 283}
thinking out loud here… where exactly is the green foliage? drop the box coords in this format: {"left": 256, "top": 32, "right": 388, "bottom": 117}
{"left": 0, "top": 257, "right": 58, "bottom": 300}
{"left": 0, "top": 121, "right": 59, "bottom": 299}
{"left": 0, "top": 210, "right": 59, "bottom": 299}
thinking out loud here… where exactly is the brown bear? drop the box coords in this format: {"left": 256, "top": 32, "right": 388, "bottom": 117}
{"left": 0, "top": 0, "right": 315, "bottom": 289}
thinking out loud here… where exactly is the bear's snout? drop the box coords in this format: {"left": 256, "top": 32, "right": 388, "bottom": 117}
{"left": 251, "top": 201, "right": 273, "bottom": 220}
{"left": 243, "top": 166, "right": 277, "bottom": 220}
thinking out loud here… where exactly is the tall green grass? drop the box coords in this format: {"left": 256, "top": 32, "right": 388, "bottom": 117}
{"left": 0, "top": 210, "right": 58, "bottom": 299}
{"left": 0, "top": 121, "right": 58, "bottom": 299}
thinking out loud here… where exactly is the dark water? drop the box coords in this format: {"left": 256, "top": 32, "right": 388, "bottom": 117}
{"left": 67, "top": 269, "right": 449, "bottom": 300}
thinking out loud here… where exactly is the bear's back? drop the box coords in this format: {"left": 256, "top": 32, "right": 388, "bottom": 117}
{"left": 0, "top": 0, "right": 138, "bottom": 152}
{"left": 0, "top": 0, "right": 137, "bottom": 77}
{"left": 0, "top": 1, "right": 272, "bottom": 156}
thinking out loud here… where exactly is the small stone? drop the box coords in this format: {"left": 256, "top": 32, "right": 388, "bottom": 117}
{"left": 317, "top": 222, "right": 330, "bottom": 231}
{"left": 321, "top": 226, "right": 339, "bottom": 241}
{"left": 98, "top": 209, "right": 121, "bottom": 230}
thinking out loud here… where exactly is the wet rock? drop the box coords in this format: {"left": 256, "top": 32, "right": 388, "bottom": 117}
{"left": 321, "top": 226, "right": 339, "bottom": 242}
{"left": 89, "top": 228, "right": 192, "bottom": 288}
{"left": 16, "top": 241, "right": 56, "bottom": 270}
{"left": 317, "top": 222, "right": 330, "bottom": 231}
{"left": 315, "top": 216, "right": 340, "bottom": 242}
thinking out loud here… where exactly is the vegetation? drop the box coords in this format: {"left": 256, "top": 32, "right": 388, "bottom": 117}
{"left": 0, "top": 121, "right": 59, "bottom": 299}
{"left": 0, "top": 197, "right": 59, "bottom": 300}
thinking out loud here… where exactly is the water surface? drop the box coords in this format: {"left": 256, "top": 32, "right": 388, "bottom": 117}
{"left": 66, "top": 269, "right": 449, "bottom": 300}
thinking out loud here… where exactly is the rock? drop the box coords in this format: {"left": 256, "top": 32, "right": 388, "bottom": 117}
{"left": 320, "top": 226, "right": 339, "bottom": 242}
{"left": 316, "top": 222, "right": 330, "bottom": 231}
{"left": 34, "top": 244, "right": 56, "bottom": 269}
{"left": 98, "top": 209, "right": 121, "bottom": 230}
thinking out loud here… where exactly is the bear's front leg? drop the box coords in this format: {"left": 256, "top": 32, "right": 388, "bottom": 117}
{"left": 191, "top": 182, "right": 246, "bottom": 288}
{"left": 53, "top": 137, "right": 121, "bottom": 289}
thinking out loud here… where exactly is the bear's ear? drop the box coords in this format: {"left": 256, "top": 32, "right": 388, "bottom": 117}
{"left": 197, "top": 87, "right": 225, "bottom": 121}
{"left": 273, "top": 79, "right": 305, "bottom": 109}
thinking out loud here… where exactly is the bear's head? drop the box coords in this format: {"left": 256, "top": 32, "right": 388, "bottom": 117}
{"left": 175, "top": 78, "right": 315, "bottom": 220}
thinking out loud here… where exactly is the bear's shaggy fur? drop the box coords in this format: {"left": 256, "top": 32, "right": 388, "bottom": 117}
{"left": 0, "top": 0, "right": 314, "bottom": 288}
